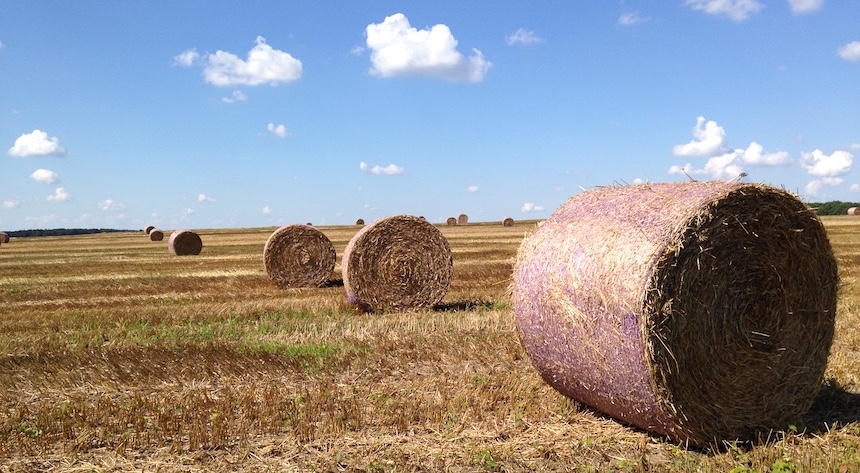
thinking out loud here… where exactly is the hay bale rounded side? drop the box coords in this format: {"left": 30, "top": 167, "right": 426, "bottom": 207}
{"left": 848, "top": 207, "right": 858, "bottom": 215}
{"left": 149, "top": 229, "right": 164, "bottom": 241}
{"left": 0, "top": 232, "right": 8, "bottom": 243}
{"left": 502, "top": 217, "right": 514, "bottom": 227}
{"left": 145, "top": 225, "right": 155, "bottom": 235}
{"left": 356, "top": 218, "right": 365, "bottom": 226}
{"left": 342, "top": 215, "right": 453, "bottom": 312}
{"left": 446, "top": 217, "right": 457, "bottom": 226}
{"left": 168, "top": 230, "right": 203, "bottom": 256}
{"left": 513, "top": 181, "right": 837, "bottom": 446}
{"left": 458, "top": 213, "right": 468, "bottom": 224}
{"left": 263, "top": 224, "right": 336, "bottom": 289}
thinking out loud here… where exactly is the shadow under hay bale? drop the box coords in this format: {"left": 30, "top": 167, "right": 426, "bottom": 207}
{"left": 168, "top": 230, "right": 203, "bottom": 256}
{"left": 149, "top": 229, "right": 164, "bottom": 241}
{"left": 502, "top": 217, "right": 514, "bottom": 227}
{"left": 342, "top": 215, "right": 453, "bottom": 312}
{"left": 513, "top": 181, "right": 838, "bottom": 447}
{"left": 263, "top": 224, "right": 336, "bottom": 289}
{"left": 144, "top": 225, "right": 155, "bottom": 235}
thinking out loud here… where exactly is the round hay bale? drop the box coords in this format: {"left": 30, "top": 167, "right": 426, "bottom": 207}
{"left": 458, "top": 213, "right": 468, "bottom": 224}
{"left": 145, "top": 225, "right": 155, "bottom": 235}
{"left": 149, "top": 229, "right": 164, "bottom": 241}
{"left": 848, "top": 207, "right": 858, "bottom": 215}
{"left": 513, "top": 181, "right": 838, "bottom": 446}
{"left": 342, "top": 215, "right": 453, "bottom": 312}
{"left": 502, "top": 217, "right": 514, "bottom": 227}
{"left": 356, "top": 218, "right": 365, "bottom": 226}
{"left": 0, "top": 232, "right": 8, "bottom": 243}
{"left": 446, "top": 217, "right": 457, "bottom": 226}
{"left": 168, "top": 230, "right": 203, "bottom": 256}
{"left": 263, "top": 224, "right": 336, "bottom": 289}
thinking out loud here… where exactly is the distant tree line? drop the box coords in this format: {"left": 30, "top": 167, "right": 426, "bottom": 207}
{"left": 2, "top": 228, "right": 136, "bottom": 238}
{"left": 806, "top": 201, "right": 860, "bottom": 216}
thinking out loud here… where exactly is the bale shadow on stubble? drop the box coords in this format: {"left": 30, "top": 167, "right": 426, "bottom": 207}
{"left": 323, "top": 278, "right": 344, "bottom": 288}
{"left": 802, "top": 378, "right": 860, "bottom": 433}
{"left": 433, "top": 299, "right": 496, "bottom": 312}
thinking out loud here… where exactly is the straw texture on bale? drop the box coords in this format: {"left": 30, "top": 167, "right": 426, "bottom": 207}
{"left": 446, "top": 217, "right": 457, "bottom": 226}
{"left": 149, "top": 229, "right": 164, "bottom": 241}
{"left": 513, "top": 181, "right": 838, "bottom": 446}
{"left": 168, "top": 230, "right": 203, "bottom": 256}
{"left": 458, "top": 214, "right": 468, "bottom": 224}
{"left": 849, "top": 207, "right": 858, "bottom": 215}
{"left": 342, "top": 215, "right": 453, "bottom": 312}
{"left": 502, "top": 217, "right": 514, "bottom": 227}
{"left": 145, "top": 225, "right": 155, "bottom": 235}
{"left": 263, "top": 224, "right": 336, "bottom": 289}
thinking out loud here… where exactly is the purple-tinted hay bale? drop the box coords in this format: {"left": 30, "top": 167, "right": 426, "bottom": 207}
{"left": 848, "top": 207, "right": 858, "bottom": 215}
{"left": 263, "top": 224, "right": 336, "bottom": 289}
{"left": 458, "top": 213, "right": 469, "bottom": 225}
{"left": 446, "top": 217, "right": 457, "bottom": 226}
{"left": 342, "top": 215, "right": 453, "bottom": 312}
{"left": 149, "top": 229, "right": 164, "bottom": 241}
{"left": 145, "top": 225, "right": 155, "bottom": 235}
{"left": 502, "top": 217, "right": 514, "bottom": 227}
{"left": 168, "top": 230, "right": 203, "bottom": 256}
{"left": 513, "top": 181, "right": 837, "bottom": 446}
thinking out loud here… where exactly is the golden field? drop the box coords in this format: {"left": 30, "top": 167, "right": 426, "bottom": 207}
{"left": 0, "top": 219, "right": 859, "bottom": 472}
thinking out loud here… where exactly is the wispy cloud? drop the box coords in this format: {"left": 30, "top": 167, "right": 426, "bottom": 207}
{"left": 521, "top": 202, "right": 544, "bottom": 212}
{"left": 267, "top": 122, "right": 290, "bottom": 138}
{"left": 506, "top": 28, "right": 543, "bottom": 45}
{"left": 360, "top": 161, "right": 405, "bottom": 175}
{"left": 47, "top": 187, "right": 70, "bottom": 202}
{"left": 787, "top": 0, "right": 823, "bottom": 14}
{"left": 2, "top": 199, "right": 19, "bottom": 209}
{"left": 468, "top": 185, "right": 479, "bottom": 192}
{"left": 221, "top": 90, "right": 248, "bottom": 104}
{"left": 838, "top": 41, "right": 860, "bottom": 62}
{"left": 98, "top": 199, "right": 126, "bottom": 211}
{"left": 365, "top": 13, "right": 491, "bottom": 83}
{"left": 198, "top": 193, "right": 215, "bottom": 203}
{"left": 684, "top": 0, "right": 763, "bottom": 22}
{"left": 262, "top": 205, "right": 272, "bottom": 214}
{"left": 618, "top": 12, "right": 650, "bottom": 26}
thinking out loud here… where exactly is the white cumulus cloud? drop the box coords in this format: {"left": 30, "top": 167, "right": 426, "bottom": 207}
{"left": 468, "top": 185, "right": 479, "bottom": 192}
{"left": 506, "top": 28, "right": 543, "bottom": 45}
{"left": 838, "top": 41, "right": 860, "bottom": 62}
{"left": 8, "top": 129, "right": 67, "bottom": 157}
{"left": 198, "top": 36, "right": 302, "bottom": 87}
{"left": 521, "top": 202, "right": 544, "bottom": 212}
{"left": 47, "top": 187, "right": 70, "bottom": 202}
{"left": 221, "top": 90, "right": 248, "bottom": 104}
{"left": 618, "top": 12, "right": 650, "bottom": 26}
{"left": 851, "top": 183, "right": 860, "bottom": 193}
{"left": 173, "top": 48, "right": 200, "bottom": 67}
{"left": 359, "top": 161, "right": 405, "bottom": 175}
{"left": 31, "top": 168, "right": 59, "bottom": 184}
{"left": 2, "top": 199, "right": 19, "bottom": 209}
{"left": 262, "top": 206, "right": 272, "bottom": 214}
{"left": 98, "top": 199, "right": 125, "bottom": 211}
{"left": 802, "top": 149, "right": 853, "bottom": 177}
{"left": 672, "top": 116, "right": 727, "bottom": 157}
{"left": 267, "top": 123, "right": 289, "bottom": 138}
{"left": 198, "top": 193, "right": 215, "bottom": 203}
{"left": 365, "top": 13, "right": 491, "bottom": 83}
{"left": 787, "top": 0, "right": 823, "bottom": 14}
{"left": 684, "top": 0, "right": 763, "bottom": 21}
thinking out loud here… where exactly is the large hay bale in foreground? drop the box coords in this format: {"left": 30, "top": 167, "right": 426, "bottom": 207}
{"left": 168, "top": 230, "right": 203, "bottom": 256}
{"left": 263, "top": 224, "right": 336, "bottom": 289}
{"left": 149, "top": 229, "right": 164, "bottom": 241}
{"left": 342, "top": 215, "right": 453, "bottom": 312}
{"left": 458, "top": 213, "right": 468, "bottom": 224}
{"left": 513, "top": 181, "right": 838, "bottom": 446}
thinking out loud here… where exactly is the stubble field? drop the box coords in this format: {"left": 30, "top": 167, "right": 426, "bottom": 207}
{"left": 1, "top": 218, "right": 859, "bottom": 472}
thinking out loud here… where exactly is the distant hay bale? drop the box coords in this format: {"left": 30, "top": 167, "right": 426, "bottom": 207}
{"left": 263, "top": 224, "right": 336, "bottom": 289}
{"left": 446, "top": 217, "right": 457, "bottom": 226}
{"left": 342, "top": 215, "right": 453, "bottom": 312}
{"left": 848, "top": 207, "right": 858, "bottom": 215}
{"left": 145, "top": 225, "right": 155, "bottom": 235}
{"left": 168, "top": 230, "right": 203, "bottom": 256}
{"left": 458, "top": 214, "right": 468, "bottom": 224}
{"left": 149, "top": 229, "right": 164, "bottom": 241}
{"left": 513, "top": 181, "right": 838, "bottom": 446}
{"left": 502, "top": 217, "right": 514, "bottom": 227}
{"left": 0, "top": 232, "right": 8, "bottom": 243}
{"left": 356, "top": 218, "right": 365, "bottom": 226}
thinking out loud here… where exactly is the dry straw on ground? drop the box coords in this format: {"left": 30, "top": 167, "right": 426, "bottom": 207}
{"left": 145, "top": 225, "right": 155, "bottom": 235}
{"left": 168, "top": 230, "right": 203, "bottom": 256}
{"left": 263, "top": 224, "right": 336, "bottom": 289}
{"left": 502, "top": 217, "right": 515, "bottom": 227}
{"left": 458, "top": 213, "right": 469, "bottom": 224}
{"left": 446, "top": 217, "right": 457, "bottom": 226}
{"left": 149, "top": 229, "right": 164, "bottom": 241}
{"left": 342, "top": 215, "right": 453, "bottom": 312}
{"left": 513, "top": 181, "right": 838, "bottom": 446}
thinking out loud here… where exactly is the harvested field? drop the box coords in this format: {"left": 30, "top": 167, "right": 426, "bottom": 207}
{"left": 0, "top": 219, "right": 859, "bottom": 471}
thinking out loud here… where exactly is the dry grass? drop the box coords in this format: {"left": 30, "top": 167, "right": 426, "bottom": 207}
{"left": 0, "top": 219, "right": 858, "bottom": 471}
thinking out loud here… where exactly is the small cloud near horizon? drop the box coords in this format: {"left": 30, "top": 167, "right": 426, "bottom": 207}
{"left": 468, "top": 185, "right": 479, "bottom": 192}
{"left": 47, "top": 187, "right": 70, "bottom": 202}
{"left": 198, "top": 193, "right": 215, "bottom": 203}
{"left": 506, "top": 28, "right": 543, "bottom": 45}
{"left": 360, "top": 161, "right": 405, "bottom": 175}
{"left": 521, "top": 202, "right": 544, "bottom": 212}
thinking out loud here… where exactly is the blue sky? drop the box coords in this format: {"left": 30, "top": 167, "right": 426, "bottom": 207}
{"left": 1, "top": 1, "right": 858, "bottom": 231}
